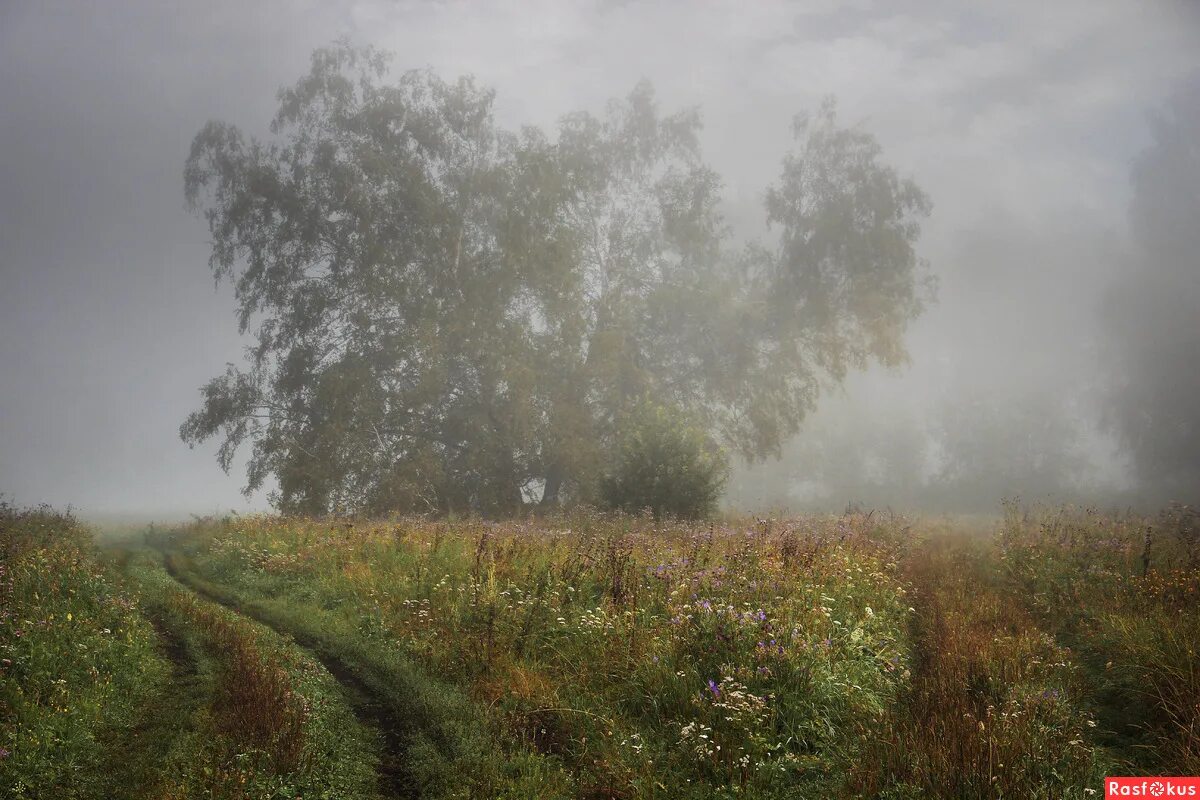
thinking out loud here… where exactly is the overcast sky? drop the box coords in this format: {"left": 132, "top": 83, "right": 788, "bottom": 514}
{"left": 1, "top": 0, "right": 1197, "bottom": 517}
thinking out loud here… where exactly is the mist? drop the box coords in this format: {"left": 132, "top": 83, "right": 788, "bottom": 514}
{"left": 1, "top": 0, "right": 1198, "bottom": 519}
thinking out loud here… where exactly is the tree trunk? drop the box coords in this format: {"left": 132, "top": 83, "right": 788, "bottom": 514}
{"left": 539, "top": 465, "right": 564, "bottom": 511}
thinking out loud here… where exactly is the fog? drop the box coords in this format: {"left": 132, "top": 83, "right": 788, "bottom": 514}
{"left": 1, "top": 1, "right": 1197, "bottom": 519}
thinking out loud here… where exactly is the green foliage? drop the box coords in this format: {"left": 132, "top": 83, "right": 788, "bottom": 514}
{"left": 180, "top": 43, "right": 931, "bottom": 515}
{"left": 601, "top": 402, "right": 729, "bottom": 519}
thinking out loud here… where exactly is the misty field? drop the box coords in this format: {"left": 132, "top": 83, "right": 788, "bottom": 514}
{"left": 2, "top": 502, "right": 1197, "bottom": 799}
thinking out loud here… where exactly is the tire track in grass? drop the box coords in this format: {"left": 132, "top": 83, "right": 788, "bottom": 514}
{"left": 95, "top": 604, "right": 207, "bottom": 798}
{"left": 160, "top": 552, "right": 418, "bottom": 800}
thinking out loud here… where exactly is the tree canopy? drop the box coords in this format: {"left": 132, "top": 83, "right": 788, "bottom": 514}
{"left": 181, "top": 44, "right": 931, "bottom": 516}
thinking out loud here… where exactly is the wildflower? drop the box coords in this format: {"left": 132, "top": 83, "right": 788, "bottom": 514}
{"left": 706, "top": 679, "right": 721, "bottom": 698}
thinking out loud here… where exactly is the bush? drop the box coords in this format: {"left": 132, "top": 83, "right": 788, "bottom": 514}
{"left": 601, "top": 402, "right": 729, "bottom": 519}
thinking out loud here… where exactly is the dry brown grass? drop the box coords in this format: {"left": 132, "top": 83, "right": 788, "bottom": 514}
{"left": 164, "top": 590, "right": 311, "bottom": 772}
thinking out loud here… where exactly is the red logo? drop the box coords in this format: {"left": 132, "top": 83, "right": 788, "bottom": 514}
{"left": 1106, "top": 778, "right": 1200, "bottom": 798}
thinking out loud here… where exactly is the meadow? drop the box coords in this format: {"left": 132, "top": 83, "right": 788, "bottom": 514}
{"left": 2, "top": 500, "right": 1197, "bottom": 798}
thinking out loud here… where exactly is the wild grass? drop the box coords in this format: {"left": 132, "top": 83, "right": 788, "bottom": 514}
{"left": 8, "top": 501, "right": 1196, "bottom": 798}
{"left": 0, "top": 503, "right": 164, "bottom": 799}
{"left": 165, "top": 512, "right": 922, "bottom": 797}
{"left": 0, "top": 503, "right": 378, "bottom": 799}
{"left": 162, "top": 505, "right": 1194, "bottom": 798}
{"left": 163, "top": 548, "right": 577, "bottom": 799}
{"left": 854, "top": 527, "right": 1109, "bottom": 798}
{"left": 125, "top": 553, "right": 381, "bottom": 799}
{"left": 998, "top": 502, "right": 1200, "bottom": 773}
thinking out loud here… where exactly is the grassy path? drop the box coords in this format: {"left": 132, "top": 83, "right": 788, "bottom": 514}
{"left": 88, "top": 585, "right": 208, "bottom": 799}
{"left": 852, "top": 533, "right": 1115, "bottom": 797}
{"left": 159, "top": 549, "right": 419, "bottom": 799}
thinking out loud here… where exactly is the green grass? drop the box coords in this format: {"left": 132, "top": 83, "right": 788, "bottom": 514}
{"left": 163, "top": 549, "right": 576, "bottom": 800}
{"left": 0, "top": 504, "right": 165, "bottom": 799}
{"left": 158, "top": 514, "right": 918, "bottom": 798}
{"left": 7, "top": 501, "right": 1197, "bottom": 798}
{"left": 1, "top": 503, "right": 379, "bottom": 799}
{"left": 158, "top": 507, "right": 1179, "bottom": 798}
{"left": 123, "top": 551, "right": 381, "bottom": 799}
{"left": 996, "top": 502, "right": 1200, "bottom": 773}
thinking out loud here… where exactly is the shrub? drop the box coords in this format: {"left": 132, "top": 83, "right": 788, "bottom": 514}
{"left": 601, "top": 402, "right": 729, "bottom": 519}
